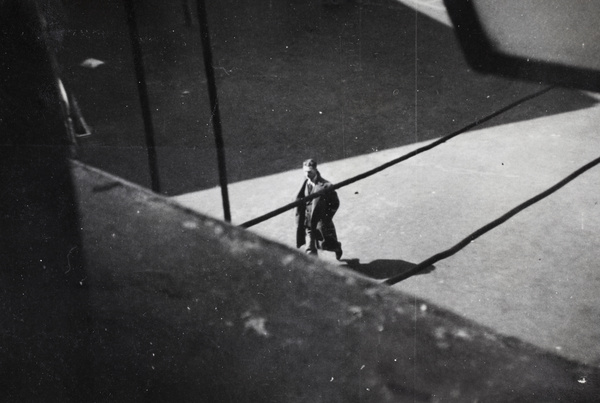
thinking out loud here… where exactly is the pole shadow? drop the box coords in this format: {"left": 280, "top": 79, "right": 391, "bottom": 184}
{"left": 341, "top": 258, "right": 435, "bottom": 280}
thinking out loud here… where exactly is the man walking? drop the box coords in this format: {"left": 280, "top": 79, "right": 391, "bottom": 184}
{"left": 295, "top": 159, "right": 343, "bottom": 260}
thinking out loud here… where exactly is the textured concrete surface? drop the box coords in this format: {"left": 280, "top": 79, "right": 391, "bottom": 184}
{"left": 74, "top": 162, "right": 599, "bottom": 401}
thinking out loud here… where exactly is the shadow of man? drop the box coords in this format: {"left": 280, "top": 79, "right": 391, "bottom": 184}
{"left": 342, "top": 258, "right": 435, "bottom": 280}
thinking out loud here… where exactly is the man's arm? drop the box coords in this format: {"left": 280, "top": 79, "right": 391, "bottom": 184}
{"left": 323, "top": 184, "right": 339, "bottom": 219}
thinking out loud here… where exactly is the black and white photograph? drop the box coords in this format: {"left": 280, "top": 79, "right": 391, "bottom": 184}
{"left": 2, "top": 0, "right": 600, "bottom": 400}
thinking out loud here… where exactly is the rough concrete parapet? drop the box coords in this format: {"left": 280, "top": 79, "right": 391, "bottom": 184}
{"left": 72, "top": 161, "right": 599, "bottom": 402}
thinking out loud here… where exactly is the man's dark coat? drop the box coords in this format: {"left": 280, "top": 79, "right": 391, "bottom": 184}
{"left": 295, "top": 176, "right": 340, "bottom": 250}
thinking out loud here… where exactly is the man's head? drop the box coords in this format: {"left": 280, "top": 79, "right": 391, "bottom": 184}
{"left": 303, "top": 159, "right": 318, "bottom": 182}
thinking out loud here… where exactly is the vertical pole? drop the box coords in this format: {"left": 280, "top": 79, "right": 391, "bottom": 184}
{"left": 0, "top": 0, "right": 90, "bottom": 399}
{"left": 123, "top": 0, "right": 161, "bottom": 193}
{"left": 196, "top": 0, "right": 232, "bottom": 222}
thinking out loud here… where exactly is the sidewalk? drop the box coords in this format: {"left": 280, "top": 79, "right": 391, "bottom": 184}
{"left": 60, "top": 0, "right": 600, "bottom": 368}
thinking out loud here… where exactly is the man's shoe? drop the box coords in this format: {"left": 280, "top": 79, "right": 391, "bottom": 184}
{"left": 335, "top": 248, "right": 343, "bottom": 260}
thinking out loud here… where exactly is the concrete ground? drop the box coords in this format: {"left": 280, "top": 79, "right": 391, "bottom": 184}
{"left": 59, "top": 0, "right": 600, "bottom": 368}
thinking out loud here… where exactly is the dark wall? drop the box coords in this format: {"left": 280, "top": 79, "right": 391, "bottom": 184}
{"left": 0, "top": 0, "right": 90, "bottom": 399}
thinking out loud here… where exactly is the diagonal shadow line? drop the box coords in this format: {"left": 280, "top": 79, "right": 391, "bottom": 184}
{"left": 341, "top": 258, "right": 435, "bottom": 280}
{"left": 65, "top": 1, "right": 600, "bottom": 196}
{"left": 240, "top": 85, "right": 553, "bottom": 229}
{"left": 383, "top": 152, "right": 600, "bottom": 286}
